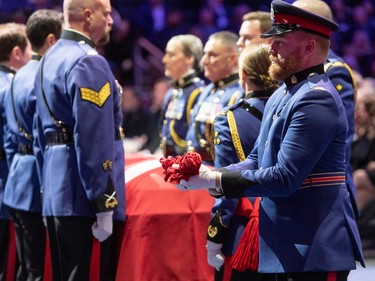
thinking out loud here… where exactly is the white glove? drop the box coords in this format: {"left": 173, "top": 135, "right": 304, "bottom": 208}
{"left": 206, "top": 240, "right": 225, "bottom": 271}
{"left": 92, "top": 211, "right": 113, "bottom": 242}
{"left": 177, "top": 164, "right": 221, "bottom": 194}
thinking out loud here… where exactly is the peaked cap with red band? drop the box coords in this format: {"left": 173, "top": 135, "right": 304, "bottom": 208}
{"left": 261, "top": 0, "right": 339, "bottom": 39}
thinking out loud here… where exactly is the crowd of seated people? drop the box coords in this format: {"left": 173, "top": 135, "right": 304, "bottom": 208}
{"left": 1, "top": 0, "right": 375, "bottom": 84}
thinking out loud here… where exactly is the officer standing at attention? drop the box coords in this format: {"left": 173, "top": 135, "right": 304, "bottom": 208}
{"left": 33, "top": 0, "right": 123, "bottom": 280}
{"left": 185, "top": 31, "right": 243, "bottom": 165}
{"left": 3, "top": 10, "right": 63, "bottom": 281}
{"left": 0, "top": 22, "right": 31, "bottom": 281}
{"left": 160, "top": 34, "right": 205, "bottom": 157}
{"left": 178, "top": 1, "right": 365, "bottom": 280}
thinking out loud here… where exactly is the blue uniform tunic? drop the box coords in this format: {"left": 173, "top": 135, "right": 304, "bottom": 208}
{"left": 3, "top": 55, "right": 42, "bottom": 212}
{"left": 220, "top": 65, "right": 365, "bottom": 273}
{"left": 160, "top": 73, "right": 205, "bottom": 156}
{"left": 34, "top": 30, "right": 122, "bottom": 217}
{"left": 185, "top": 73, "right": 244, "bottom": 165}
{"left": 0, "top": 65, "right": 14, "bottom": 219}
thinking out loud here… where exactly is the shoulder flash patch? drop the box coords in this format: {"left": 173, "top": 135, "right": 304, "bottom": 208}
{"left": 80, "top": 82, "right": 111, "bottom": 107}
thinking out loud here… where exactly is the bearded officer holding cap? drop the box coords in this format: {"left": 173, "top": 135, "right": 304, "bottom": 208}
{"left": 177, "top": 1, "right": 365, "bottom": 280}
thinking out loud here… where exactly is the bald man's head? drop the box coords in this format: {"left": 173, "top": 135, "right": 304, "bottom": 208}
{"left": 63, "top": 0, "right": 94, "bottom": 26}
{"left": 292, "top": 0, "right": 333, "bottom": 21}
{"left": 63, "top": 0, "right": 113, "bottom": 46}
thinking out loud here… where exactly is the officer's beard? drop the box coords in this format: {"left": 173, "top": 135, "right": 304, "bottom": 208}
{"left": 269, "top": 52, "right": 300, "bottom": 82}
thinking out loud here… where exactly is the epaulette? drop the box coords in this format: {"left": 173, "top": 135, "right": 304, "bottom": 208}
{"left": 87, "top": 49, "right": 98, "bottom": 56}
{"left": 325, "top": 60, "right": 357, "bottom": 100}
{"left": 306, "top": 73, "right": 329, "bottom": 92}
{"left": 186, "top": 88, "right": 202, "bottom": 123}
{"left": 228, "top": 90, "right": 243, "bottom": 106}
{"left": 311, "top": 85, "right": 328, "bottom": 91}
{"left": 76, "top": 41, "right": 98, "bottom": 56}
{"left": 325, "top": 60, "right": 347, "bottom": 71}
{"left": 226, "top": 98, "right": 245, "bottom": 112}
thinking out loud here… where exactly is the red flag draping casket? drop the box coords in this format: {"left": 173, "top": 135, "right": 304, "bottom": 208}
{"left": 116, "top": 153, "right": 215, "bottom": 281}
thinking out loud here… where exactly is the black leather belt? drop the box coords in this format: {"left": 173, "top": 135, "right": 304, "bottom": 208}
{"left": 45, "top": 131, "right": 74, "bottom": 145}
{"left": 46, "top": 128, "right": 121, "bottom": 145}
{"left": 18, "top": 143, "right": 33, "bottom": 155}
{"left": 0, "top": 149, "right": 6, "bottom": 161}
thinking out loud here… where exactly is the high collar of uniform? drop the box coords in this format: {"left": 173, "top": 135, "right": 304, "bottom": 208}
{"left": 284, "top": 64, "right": 324, "bottom": 87}
{"left": 213, "top": 73, "right": 239, "bottom": 89}
{"left": 31, "top": 54, "right": 42, "bottom": 61}
{"left": 172, "top": 72, "right": 197, "bottom": 89}
{"left": 0, "top": 64, "right": 16, "bottom": 74}
{"left": 245, "top": 89, "right": 274, "bottom": 99}
{"left": 61, "top": 29, "right": 95, "bottom": 48}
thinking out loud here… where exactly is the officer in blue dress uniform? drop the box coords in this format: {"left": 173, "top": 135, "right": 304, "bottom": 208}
{"left": 185, "top": 31, "right": 244, "bottom": 166}
{"left": 2, "top": 10, "right": 63, "bottom": 281}
{"left": 207, "top": 45, "right": 278, "bottom": 281}
{"left": 178, "top": 1, "right": 365, "bottom": 280}
{"left": 33, "top": 0, "right": 124, "bottom": 280}
{"left": 160, "top": 34, "right": 205, "bottom": 157}
{"left": 0, "top": 22, "right": 31, "bottom": 281}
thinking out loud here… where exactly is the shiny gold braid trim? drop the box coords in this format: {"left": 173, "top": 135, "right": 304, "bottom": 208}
{"left": 210, "top": 114, "right": 220, "bottom": 161}
{"left": 228, "top": 90, "right": 241, "bottom": 106}
{"left": 227, "top": 110, "right": 246, "bottom": 161}
{"left": 325, "top": 61, "right": 357, "bottom": 103}
{"left": 80, "top": 82, "right": 110, "bottom": 107}
{"left": 186, "top": 88, "right": 202, "bottom": 125}
{"left": 170, "top": 119, "right": 186, "bottom": 147}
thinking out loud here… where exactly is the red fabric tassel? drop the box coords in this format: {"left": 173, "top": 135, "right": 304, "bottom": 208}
{"left": 230, "top": 197, "right": 261, "bottom": 272}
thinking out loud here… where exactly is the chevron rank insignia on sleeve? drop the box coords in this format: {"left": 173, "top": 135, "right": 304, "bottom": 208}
{"left": 80, "top": 82, "right": 111, "bottom": 107}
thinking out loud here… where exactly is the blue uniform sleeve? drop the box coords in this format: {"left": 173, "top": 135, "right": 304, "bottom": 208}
{"left": 325, "top": 61, "right": 355, "bottom": 143}
{"left": 222, "top": 89, "right": 346, "bottom": 198}
{"left": 68, "top": 55, "right": 117, "bottom": 212}
{"left": 3, "top": 126, "right": 17, "bottom": 170}
{"left": 33, "top": 110, "right": 45, "bottom": 190}
{"left": 2, "top": 89, "right": 17, "bottom": 168}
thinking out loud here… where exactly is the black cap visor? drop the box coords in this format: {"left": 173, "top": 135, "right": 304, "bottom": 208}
{"left": 260, "top": 23, "right": 301, "bottom": 38}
